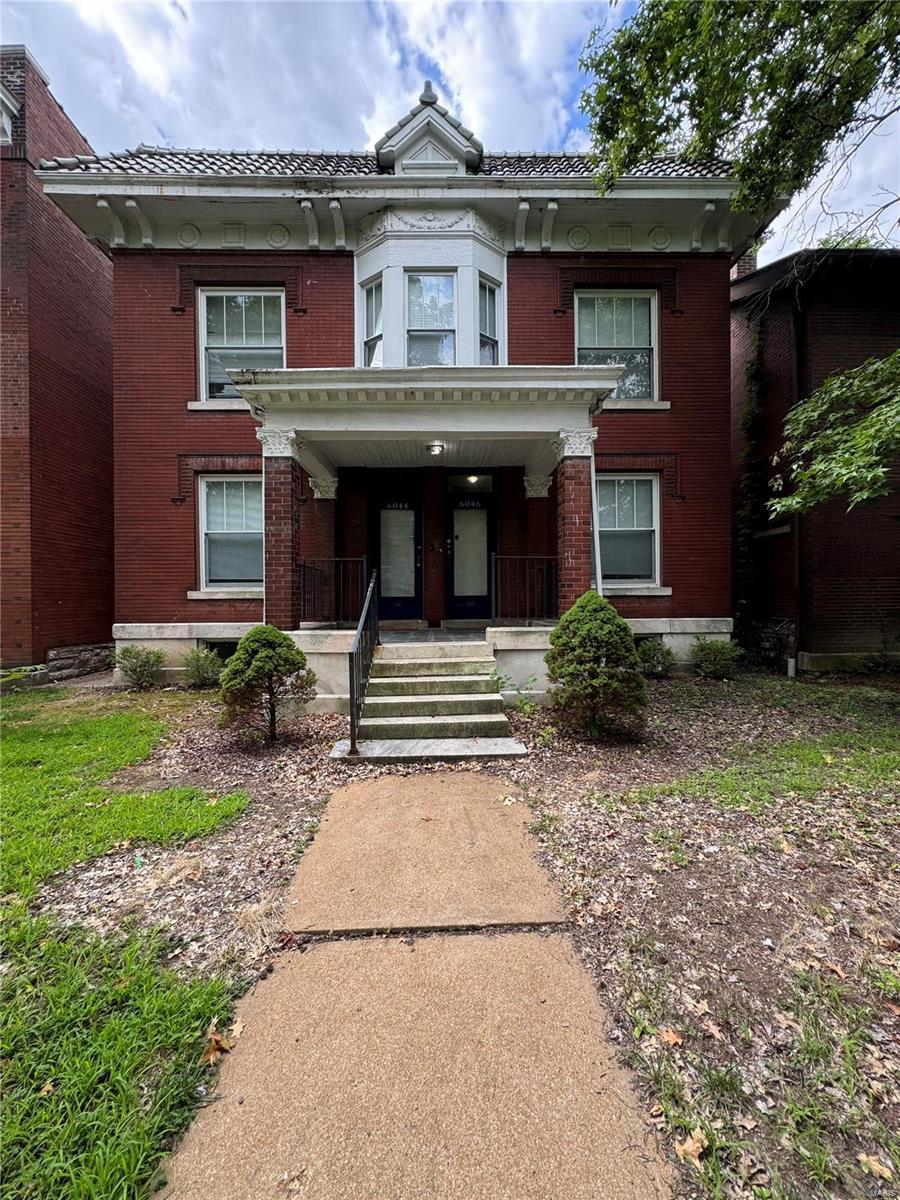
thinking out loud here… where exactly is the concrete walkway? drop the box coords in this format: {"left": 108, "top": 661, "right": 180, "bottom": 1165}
{"left": 161, "top": 772, "right": 672, "bottom": 1200}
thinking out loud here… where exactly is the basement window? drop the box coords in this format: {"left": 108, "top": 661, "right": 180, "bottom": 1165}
{"left": 199, "top": 289, "right": 285, "bottom": 400}
{"left": 576, "top": 291, "right": 657, "bottom": 400}
{"left": 199, "top": 476, "right": 263, "bottom": 588}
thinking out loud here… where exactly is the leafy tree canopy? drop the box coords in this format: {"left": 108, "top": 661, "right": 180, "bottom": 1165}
{"left": 770, "top": 349, "right": 900, "bottom": 514}
{"left": 580, "top": 0, "right": 900, "bottom": 219}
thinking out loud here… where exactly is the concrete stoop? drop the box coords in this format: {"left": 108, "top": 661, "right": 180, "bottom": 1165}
{"left": 331, "top": 641, "right": 527, "bottom": 761}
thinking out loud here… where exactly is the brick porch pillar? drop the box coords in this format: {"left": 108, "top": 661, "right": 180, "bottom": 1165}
{"left": 258, "top": 429, "right": 303, "bottom": 629}
{"left": 554, "top": 429, "right": 597, "bottom": 615}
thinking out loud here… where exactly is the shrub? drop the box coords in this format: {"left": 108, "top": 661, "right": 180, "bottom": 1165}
{"left": 219, "top": 625, "right": 316, "bottom": 742}
{"left": 637, "top": 637, "right": 676, "bottom": 678}
{"left": 545, "top": 590, "right": 647, "bottom": 738}
{"left": 116, "top": 646, "right": 166, "bottom": 691}
{"left": 182, "top": 647, "right": 223, "bottom": 689}
{"left": 691, "top": 637, "right": 743, "bottom": 680}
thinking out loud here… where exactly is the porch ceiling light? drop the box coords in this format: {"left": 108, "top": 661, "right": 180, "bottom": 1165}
{"left": 467, "top": 475, "right": 479, "bottom": 484}
{"left": 427, "top": 441, "right": 444, "bottom": 456}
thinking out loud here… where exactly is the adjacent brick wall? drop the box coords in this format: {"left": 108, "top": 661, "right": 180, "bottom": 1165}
{"left": 1, "top": 49, "right": 113, "bottom": 665}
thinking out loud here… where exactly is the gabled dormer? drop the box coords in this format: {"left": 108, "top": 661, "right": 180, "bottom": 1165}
{"left": 375, "top": 81, "right": 483, "bottom": 176}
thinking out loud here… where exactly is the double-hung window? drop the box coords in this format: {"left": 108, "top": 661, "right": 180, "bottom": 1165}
{"left": 363, "top": 278, "right": 383, "bottom": 366}
{"left": 200, "top": 289, "right": 285, "bottom": 400}
{"left": 406, "top": 273, "right": 455, "bottom": 366}
{"left": 200, "top": 476, "right": 263, "bottom": 588}
{"left": 479, "top": 279, "right": 499, "bottom": 364}
{"left": 597, "top": 475, "right": 659, "bottom": 585}
{"left": 576, "top": 291, "right": 657, "bottom": 401}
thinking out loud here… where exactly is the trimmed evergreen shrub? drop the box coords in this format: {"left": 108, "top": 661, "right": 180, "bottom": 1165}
{"left": 690, "top": 637, "right": 743, "bottom": 680}
{"left": 545, "top": 591, "right": 647, "bottom": 738}
{"left": 219, "top": 625, "right": 316, "bottom": 742}
{"left": 637, "top": 637, "right": 676, "bottom": 678}
{"left": 182, "top": 647, "right": 223, "bottom": 689}
{"left": 115, "top": 646, "right": 166, "bottom": 691}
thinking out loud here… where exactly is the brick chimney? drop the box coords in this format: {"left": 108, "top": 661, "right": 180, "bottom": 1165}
{"left": 730, "top": 248, "right": 758, "bottom": 280}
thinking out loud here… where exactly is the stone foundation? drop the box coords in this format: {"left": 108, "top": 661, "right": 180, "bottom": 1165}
{"left": 46, "top": 642, "right": 115, "bottom": 681}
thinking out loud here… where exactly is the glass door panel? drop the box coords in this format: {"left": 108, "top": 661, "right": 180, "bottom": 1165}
{"left": 380, "top": 508, "right": 415, "bottom": 598}
{"left": 453, "top": 508, "right": 488, "bottom": 596}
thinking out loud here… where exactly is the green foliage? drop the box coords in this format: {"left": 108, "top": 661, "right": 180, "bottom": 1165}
{"left": 770, "top": 349, "right": 900, "bottom": 514}
{"left": 116, "top": 645, "right": 166, "bottom": 691}
{"left": 545, "top": 590, "right": 647, "bottom": 738}
{"left": 818, "top": 231, "right": 889, "bottom": 249}
{"left": 579, "top": 1, "right": 900, "bottom": 218}
{"left": 182, "top": 646, "right": 223, "bottom": 689}
{"left": 637, "top": 637, "right": 676, "bottom": 678}
{"left": 690, "top": 638, "right": 743, "bottom": 680}
{"left": 219, "top": 624, "right": 316, "bottom": 742}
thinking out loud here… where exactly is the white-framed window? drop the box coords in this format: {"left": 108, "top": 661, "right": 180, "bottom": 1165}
{"left": 406, "top": 272, "right": 456, "bottom": 366}
{"left": 576, "top": 291, "right": 658, "bottom": 401}
{"left": 596, "top": 474, "right": 660, "bottom": 585}
{"left": 478, "top": 278, "right": 499, "bottom": 365}
{"left": 199, "top": 289, "right": 285, "bottom": 401}
{"left": 199, "top": 475, "right": 263, "bottom": 588}
{"left": 363, "top": 278, "right": 383, "bottom": 366}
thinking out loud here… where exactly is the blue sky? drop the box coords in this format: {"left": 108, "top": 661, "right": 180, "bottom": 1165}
{"left": 5, "top": 0, "right": 898, "bottom": 262}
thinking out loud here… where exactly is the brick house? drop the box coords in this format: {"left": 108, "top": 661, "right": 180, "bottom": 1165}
{"left": 731, "top": 250, "right": 900, "bottom": 673}
{"left": 1, "top": 45, "right": 113, "bottom": 673}
{"left": 37, "top": 82, "right": 772, "bottom": 707}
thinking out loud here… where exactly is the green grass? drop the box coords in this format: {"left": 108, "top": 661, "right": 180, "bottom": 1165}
{"left": 1, "top": 689, "right": 250, "bottom": 1200}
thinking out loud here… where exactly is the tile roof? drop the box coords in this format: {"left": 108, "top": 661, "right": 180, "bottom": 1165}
{"left": 38, "top": 144, "right": 733, "bottom": 181}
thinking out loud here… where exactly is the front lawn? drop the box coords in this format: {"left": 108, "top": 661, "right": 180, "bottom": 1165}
{"left": 1, "top": 689, "right": 248, "bottom": 1200}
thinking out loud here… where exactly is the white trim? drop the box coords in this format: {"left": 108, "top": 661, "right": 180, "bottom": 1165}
{"left": 197, "top": 287, "right": 286, "bottom": 404}
{"left": 187, "top": 398, "right": 250, "bottom": 411}
{"left": 575, "top": 289, "right": 660, "bottom": 403}
{"left": 477, "top": 274, "right": 502, "bottom": 365}
{"left": 596, "top": 472, "right": 661, "bottom": 588}
{"left": 198, "top": 473, "right": 264, "bottom": 591}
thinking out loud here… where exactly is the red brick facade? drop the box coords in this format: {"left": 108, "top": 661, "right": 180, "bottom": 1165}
{"left": 555, "top": 456, "right": 594, "bottom": 610}
{"left": 731, "top": 251, "right": 900, "bottom": 659}
{"left": 1, "top": 49, "right": 114, "bottom": 665}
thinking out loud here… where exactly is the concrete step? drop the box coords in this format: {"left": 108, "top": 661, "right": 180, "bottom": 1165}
{"left": 362, "top": 693, "right": 505, "bottom": 719}
{"left": 330, "top": 736, "right": 527, "bottom": 762}
{"left": 377, "top": 641, "right": 491, "bottom": 661}
{"left": 357, "top": 712, "right": 510, "bottom": 740}
{"left": 371, "top": 657, "right": 495, "bottom": 678}
{"left": 367, "top": 673, "right": 499, "bottom": 697}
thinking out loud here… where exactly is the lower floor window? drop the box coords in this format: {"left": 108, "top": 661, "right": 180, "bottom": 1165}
{"left": 597, "top": 474, "right": 659, "bottom": 584}
{"left": 200, "top": 476, "right": 263, "bottom": 587}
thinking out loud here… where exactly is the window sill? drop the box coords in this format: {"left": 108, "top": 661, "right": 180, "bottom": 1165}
{"left": 187, "top": 589, "right": 263, "bottom": 601}
{"left": 187, "top": 399, "right": 250, "bottom": 411}
{"left": 602, "top": 585, "right": 673, "bottom": 596}
{"left": 601, "top": 399, "right": 671, "bottom": 411}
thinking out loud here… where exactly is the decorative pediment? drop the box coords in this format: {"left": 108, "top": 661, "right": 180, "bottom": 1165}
{"left": 375, "top": 80, "right": 482, "bottom": 175}
{"left": 356, "top": 205, "right": 504, "bottom": 248}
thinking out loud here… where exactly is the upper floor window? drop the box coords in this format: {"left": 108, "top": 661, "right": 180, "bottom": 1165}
{"left": 576, "top": 291, "right": 657, "bottom": 401}
{"left": 407, "top": 273, "right": 455, "bottom": 366}
{"left": 200, "top": 476, "right": 263, "bottom": 588}
{"left": 200, "top": 289, "right": 285, "bottom": 400}
{"left": 479, "top": 279, "right": 499, "bottom": 365}
{"left": 364, "top": 279, "right": 383, "bottom": 366}
{"left": 597, "top": 474, "right": 659, "bottom": 584}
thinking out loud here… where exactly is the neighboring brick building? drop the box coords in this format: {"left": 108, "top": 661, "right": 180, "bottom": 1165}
{"left": 1, "top": 45, "right": 113, "bottom": 671}
{"left": 38, "top": 80, "right": 775, "bottom": 700}
{"left": 731, "top": 250, "right": 900, "bottom": 671}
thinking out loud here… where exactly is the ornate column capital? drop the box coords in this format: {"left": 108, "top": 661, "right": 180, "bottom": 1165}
{"left": 553, "top": 428, "right": 597, "bottom": 461}
{"left": 524, "top": 474, "right": 552, "bottom": 499}
{"left": 310, "top": 476, "right": 338, "bottom": 500}
{"left": 256, "top": 427, "right": 301, "bottom": 460}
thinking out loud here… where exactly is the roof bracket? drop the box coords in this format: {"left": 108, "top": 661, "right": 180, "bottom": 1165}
{"left": 515, "top": 201, "right": 530, "bottom": 251}
{"left": 96, "top": 197, "right": 125, "bottom": 248}
{"left": 329, "top": 199, "right": 346, "bottom": 250}
{"left": 299, "top": 199, "right": 319, "bottom": 251}
{"left": 691, "top": 201, "right": 716, "bottom": 251}
{"left": 124, "top": 198, "right": 154, "bottom": 247}
{"left": 540, "top": 200, "right": 559, "bottom": 252}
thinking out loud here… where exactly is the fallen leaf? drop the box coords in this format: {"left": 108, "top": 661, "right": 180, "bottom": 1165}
{"left": 703, "top": 1019, "right": 725, "bottom": 1042}
{"left": 825, "top": 961, "right": 847, "bottom": 980}
{"left": 734, "top": 1113, "right": 758, "bottom": 1132}
{"left": 858, "top": 1153, "right": 892, "bottom": 1180}
{"left": 199, "top": 1021, "right": 232, "bottom": 1065}
{"left": 39, "top": 1080, "right": 54, "bottom": 1096}
{"left": 884, "top": 1001, "right": 900, "bottom": 1016}
{"left": 675, "top": 1127, "right": 708, "bottom": 1169}
{"left": 659, "top": 1027, "right": 683, "bottom": 1046}
{"left": 229, "top": 1018, "right": 245, "bottom": 1042}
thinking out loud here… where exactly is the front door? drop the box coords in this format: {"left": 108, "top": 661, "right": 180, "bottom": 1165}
{"left": 374, "top": 475, "right": 423, "bottom": 620}
{"left": 446, "top": 473, "right": 494, "bottom": 620}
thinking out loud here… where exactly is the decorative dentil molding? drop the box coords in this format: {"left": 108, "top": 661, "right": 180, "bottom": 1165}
{"left": 309, "top": 476, "right": 338, "bottom": 500}
{"left": 256, "top": 427, "right": 300, "bottom": 460}
{"left": 524, "top": 475, "right": 552, "bottom": 499}
{"left": 553, "top": 428, "right": 597, "bottom": 460}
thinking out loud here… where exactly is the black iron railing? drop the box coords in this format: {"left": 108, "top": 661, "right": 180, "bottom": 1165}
{"left": 348, "top": 571, "right": 379, "bottom": 755}
{"left": 491, "top": 555, "right": 558, "bottom": 623}
{"left": 297, "top": 557, "right": 367, "bottom": 624}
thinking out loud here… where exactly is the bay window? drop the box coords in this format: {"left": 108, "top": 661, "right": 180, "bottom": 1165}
{"left": 407, "top": 272, "right": 455, "bottom": 366}
{"left": 200, "top": 476, "right": 263, "bottom": 588}
{"left": 576, "top": 291, "right": 657, "bottom": 401}
{"left": 200, "top": 289, "right": 285, "bottom": 400}
{"left": 363, "top": 278, "right": 383, "bottom": 366}
{"left": 597, "top": 475, "right": 659, "bottom": 585}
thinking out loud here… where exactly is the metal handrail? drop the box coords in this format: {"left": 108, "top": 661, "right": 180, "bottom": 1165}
{"left": 348, "top": 571, "right": 379, "bottom": 755}
{"left": 492, "top": 554, "right": 558, "bottom": 623}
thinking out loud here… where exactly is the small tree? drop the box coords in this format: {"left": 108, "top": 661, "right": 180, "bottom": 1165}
{"left": 219, "top": 625, "right": 316, "bottom": 742}
{"left": 545, "top": 591, "right": 647, "bottom": 739}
